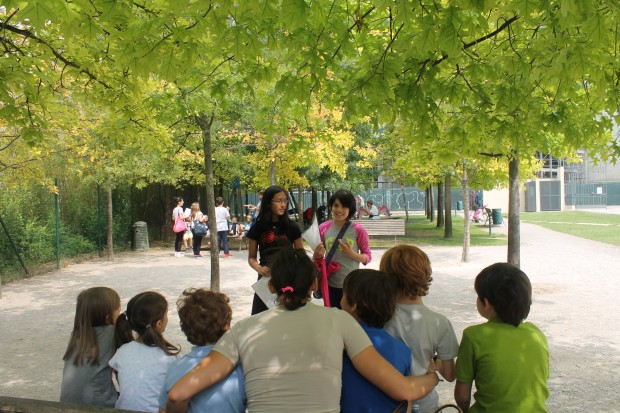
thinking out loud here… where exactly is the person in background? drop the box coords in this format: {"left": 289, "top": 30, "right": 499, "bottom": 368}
{"left": 454, "top": 263, "right": 549, "bottom": 413}
{"left": 172, "top": 197, "right": 185, "bottom": 257}
{"left": 312, "top": 189, "right": 371, "bottom": 309}
{"left": 215, "top": 197, "right": 232, "bottom": 258}
{"left": 189, "top": 202, "right": 207, "bottom": 258}
{"left": 245, "top": 185, "right": 303, "bottom": 315}
{"left": 60, "top": 287, "right": 121, "bottom": 408}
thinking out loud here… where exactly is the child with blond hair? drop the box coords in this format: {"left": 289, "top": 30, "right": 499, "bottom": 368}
{"left": 381, "top": 245, "right": 459, "bottom": 413}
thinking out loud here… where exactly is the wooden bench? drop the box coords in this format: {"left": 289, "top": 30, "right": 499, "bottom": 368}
{"left": 0, "top": 396, "right": 135, "bottom": 413}
{"left": 352, "top": 218, "right": 406, "bottom": 244}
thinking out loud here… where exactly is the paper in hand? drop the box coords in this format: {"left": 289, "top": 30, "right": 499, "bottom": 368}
{"left": 252, "top": 277, "right": 277, "bottom": 309}
{"left": 302, "top": 215, "right": 321, "bottom": 251}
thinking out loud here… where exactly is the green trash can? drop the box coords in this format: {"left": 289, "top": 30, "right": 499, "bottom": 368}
{"left": 456, "top": 201, "right": 463, "bottom": 210}
{"left": 492, "top": 209, "right": 502, "bottom": 225}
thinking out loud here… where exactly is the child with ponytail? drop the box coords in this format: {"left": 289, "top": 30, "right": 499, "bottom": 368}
{"left": 110, "top": 291, "right": 180, "bottom": 412}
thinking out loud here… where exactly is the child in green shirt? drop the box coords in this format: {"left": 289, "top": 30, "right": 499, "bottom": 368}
{"left": 455, "top": 263, "right": 549, "bottom": 413}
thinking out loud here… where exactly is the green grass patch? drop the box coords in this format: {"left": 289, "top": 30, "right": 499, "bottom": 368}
{"left": 521, "top": 211, "right": 620, "bottom": 247}
{"left": 368, "top": 215, "right": 507, "bottom": 248}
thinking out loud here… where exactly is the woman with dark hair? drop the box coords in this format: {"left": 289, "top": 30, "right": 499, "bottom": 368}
{"left": 313, "top": 189, "right": 371, "bottom": 308}
{"left": 165, "top": 248, "right": 439, "bottom": 413}
{"left": 245, "top": 185, "right": 304, "bottom": 315}
{"left": 172, "top": 197, "right": 185, "bottom": 257}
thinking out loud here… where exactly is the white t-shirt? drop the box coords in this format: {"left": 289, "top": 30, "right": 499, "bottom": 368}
{"left": 215, "top": 206, "right": 230, "bottom": 232}
{"left": 385, "top": 303, "right": 459, "bottom": 413}
{"left": 109, "top": 341, "right": 177, "bottom": 412}
{"left": 214, "top": 303, "right": 372, "bottom": 413}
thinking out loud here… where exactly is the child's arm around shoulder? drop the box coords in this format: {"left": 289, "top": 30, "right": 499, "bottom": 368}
{"left": 166, "top": 350, "right": 234, "bottom": 413}
{"left": 350, "top": 346, "right": 439, "bottom": 401}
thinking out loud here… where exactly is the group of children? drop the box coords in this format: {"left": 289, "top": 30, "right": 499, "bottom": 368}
{"left": 60, "top": 241, "right": 549, "bottom": 413}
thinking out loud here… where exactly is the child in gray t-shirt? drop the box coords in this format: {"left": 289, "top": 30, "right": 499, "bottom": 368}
{"left": 381, "top": 245, "right": 459, "bottom": 413}
{"left": 60, "top": 287, "right": 121, "bottom": 408}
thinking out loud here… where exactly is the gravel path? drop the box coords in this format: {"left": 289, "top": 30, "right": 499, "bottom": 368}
{"left": 1, "top": 219, "right": 619, "bottom": 412}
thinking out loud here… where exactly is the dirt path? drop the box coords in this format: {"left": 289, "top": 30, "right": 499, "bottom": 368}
{"left": 1, "top": 221, "right": 619, "bottom": 412}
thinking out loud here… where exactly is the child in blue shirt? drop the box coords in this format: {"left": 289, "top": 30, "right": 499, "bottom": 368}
{"left": 340, "top": 269, "right": 413, "bottom": 413}
{"left": 454, "top": 263, "right": 549, "bottom": 413}
{"left": 159, "top": 288, "right": 246, "bottom": 413}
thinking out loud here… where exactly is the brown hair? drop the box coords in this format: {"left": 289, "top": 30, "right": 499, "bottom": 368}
{"left": 343, "top": 269, "right": 397, "bottom": 328}
{"left": 63, "top": 287, "right": 120, "bottom": 366}
{"left": 177, "top": 288, "right": 232, "bottom": 345}
{"left": 379, "top": 245, "right": 433, "bottom": 298}
{"left": 115, "top": 291, "right": 180, "bottom": 356}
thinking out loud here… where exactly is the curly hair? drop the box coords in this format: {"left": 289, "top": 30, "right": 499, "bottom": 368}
{"left": 379, "top": 245, "right": 433, "bottom": 298}
{"left": 177, "top": 288, "right": 232, "bottom": 345}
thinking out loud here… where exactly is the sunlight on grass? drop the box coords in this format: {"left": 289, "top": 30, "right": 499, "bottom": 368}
{"left": 521, "top": 211, "right": 620, "bottom": 246}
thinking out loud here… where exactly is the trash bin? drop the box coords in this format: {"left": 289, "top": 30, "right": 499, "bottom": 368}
{"left": 132, "top": 221, "right": 149, "bottom": 251}
{"left": 456, "top": 201, "right": 463, "bottom": 210}
{"left": 492, "top": 209, "right": 502, "bottom": 225}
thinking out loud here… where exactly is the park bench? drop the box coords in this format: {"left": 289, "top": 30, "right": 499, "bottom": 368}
{"left": 352, "top": 218, "right": 406, "bottom": 244}
{"left": 0, "top": 396, "right": 134, "bottom": 413}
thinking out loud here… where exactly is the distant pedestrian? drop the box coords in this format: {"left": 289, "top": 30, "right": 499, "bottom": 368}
{"left": 215, "top": 197, "right": 232, "bottom": 258}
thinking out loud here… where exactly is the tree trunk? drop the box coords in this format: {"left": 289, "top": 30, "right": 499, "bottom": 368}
{"left": 311, "top": 188, "right": 318, "bottom": 217}
{"left": 269, "top": 160, "right": 276, "bottom": 186}
{"left": 508, "top": 152, "right": 521, "bottom": 267}
{"left": 429, "top": 184, "right": 435, "bottom": 222}
{"left": 106, "top": 175, "right": 114, "bottom": 261}
{"left": 461, "top": 160, "right": 470, "bottom": 262}
{"left": 297, "top": 188, "right": 305, "bottom": 228}
{"left": 425, "top": 186, "right": 430, "bottom": 219}
{"left": 401, "top": 184, "right": 409, "bottom": 223}
{"left": 436, "top": 181, "right": 444, "bottom": 228}
{"left": 444, "top": 174, "right": 453, "bottom": 239}
{"left": 196, "top": 112, "right": 219, "bottom": 291}
{"left": 326, "top": 190, "right": 332, "bottom": 220}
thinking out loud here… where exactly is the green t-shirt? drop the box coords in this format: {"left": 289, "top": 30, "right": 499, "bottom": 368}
{"left": 456, "top": 318, "right": 549, "bottom": 413}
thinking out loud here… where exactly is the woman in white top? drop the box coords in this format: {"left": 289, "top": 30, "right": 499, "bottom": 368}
{"left": 166, "top": 248, "right": 439, "bottom": 413}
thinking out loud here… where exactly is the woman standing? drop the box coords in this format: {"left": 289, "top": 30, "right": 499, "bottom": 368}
{"left": 245, "top": 185, "right": 303, "bottom": 315}
{"left": 313, "top": 189, "right": 371, "bottom": 308}
{"left": 172, "top": 197, "right": 185, "bottom": 257}
{"left": 190, "top": 202, "right": 207, "bottom": 258}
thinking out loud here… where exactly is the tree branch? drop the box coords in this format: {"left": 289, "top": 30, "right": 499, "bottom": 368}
{"left": 0, "top": 20, "right": 111, "bottom": 89}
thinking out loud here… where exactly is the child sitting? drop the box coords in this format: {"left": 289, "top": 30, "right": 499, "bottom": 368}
{"left": 381, "top": 245, "right": 459, "bottom": 413}
{"left": 110, "top": 291, "right": 180, "bottom": 413}
{"left": 60, "top": 287, "right": 121, "bottom": 408}
{"left": 159, "top": 288, "right": 246, "bottom": 413}
{"left": 454, "top": 263, "right": 549, "bottom": 413}
{"left": 340, "top": 269, "right": 413, "bottom": 413}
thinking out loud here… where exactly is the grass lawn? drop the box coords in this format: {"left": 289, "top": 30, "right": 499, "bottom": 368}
{"left": 368, "top": 214, "right": 507, "bottom": 248}
{"left": 520, "top": 211, "right": 620, "bottom": 247}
